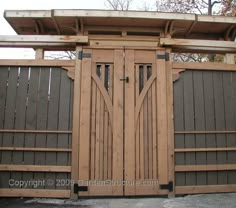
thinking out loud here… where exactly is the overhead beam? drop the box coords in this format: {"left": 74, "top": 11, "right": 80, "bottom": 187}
{"left": 160, "top": 38, "right": 236, "bottom": 53}
{"left": 0, "top": 35, "right": 88, "bottom": 48}
{"left": 0, "top": 35, "right": 88, "bottom": 43}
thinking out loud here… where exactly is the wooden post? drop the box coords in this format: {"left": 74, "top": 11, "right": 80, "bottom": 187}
{"left": 156, "top": 50, "right": 169, "bottom": 186}
{"left": 35, "top": 48, "right": 44, "bottom": 59}
{"left": 166, "top": 48, "right": 175, "bottom": 197}
{"left": 70, "top": 46, "right": 82, "bottom": 199}
{"left": 224, "top": 54, "right": 235, "bottom": 64}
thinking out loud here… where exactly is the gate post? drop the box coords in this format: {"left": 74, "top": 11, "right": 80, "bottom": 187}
{"left": 71, "top": 46, "right": 82, "bottom": 199}
{"left": 166, "top": 48, "right": 175, "bottom": 197}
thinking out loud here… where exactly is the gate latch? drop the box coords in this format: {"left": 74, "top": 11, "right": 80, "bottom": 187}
{"left": 120, "top": 76, "right": 129, "bottom": 83}
{"left": 73, "top": 183, "right": 88, "bottom": 194}
{"left": 160, "top": 181, "right": 173, "bottom": 192}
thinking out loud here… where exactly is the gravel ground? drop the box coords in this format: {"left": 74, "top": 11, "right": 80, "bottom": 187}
{"left": 1, "top": 193, "right": 236, "bottom": 208}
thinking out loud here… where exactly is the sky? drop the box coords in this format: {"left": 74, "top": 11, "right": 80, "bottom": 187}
{"left": 0, "top": 0, "right": 156, "bottom": 59}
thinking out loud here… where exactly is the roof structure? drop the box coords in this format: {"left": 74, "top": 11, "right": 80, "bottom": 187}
{"left": 4, "top": 9, "right": 236, "bottom": 41}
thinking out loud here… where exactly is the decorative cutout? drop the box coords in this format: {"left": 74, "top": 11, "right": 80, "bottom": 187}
{"left": 62, "top": 66, "right": 75, "bottom": 80}
{"left": 172, "top": 68, "right": 186, "bottom": 82}
{"left": 137, "top": 64, "right": 152, "bottom": 94}
{"left": 96, "top": 63, "right": 113, "bottom": 93}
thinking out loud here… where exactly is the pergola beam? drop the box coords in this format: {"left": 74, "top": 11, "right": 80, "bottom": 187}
{"left": 0, "top": 35, "right": 88, "bottom": 48}
{"left": 160, "top": 38, "right": 236, "bottom": 53}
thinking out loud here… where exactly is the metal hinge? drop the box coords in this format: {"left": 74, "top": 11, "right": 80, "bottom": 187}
{"left": 78, "top": 51, "right": 91, "bottom": 60}
{"left": 160, "top": 181, "right": 173, "bottom": 192}
{"left": 157, "top": 52, "right": 170, "bottom": 61}
{"left": 73, "top": 183, "right": 88, "bottom": 194}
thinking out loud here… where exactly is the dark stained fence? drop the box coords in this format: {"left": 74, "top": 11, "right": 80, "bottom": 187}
{"left": 0, "top": 66, "right": 73, "bottom": 196}
{"left": 174, "top": 70, "right": 236, "bottom": 194}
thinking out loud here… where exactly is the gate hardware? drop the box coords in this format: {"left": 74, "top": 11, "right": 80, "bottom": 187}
{"left": 78, "top": 51, "right": 91, "bottom": 60}
{"left": 157, "top": 53, "right": 170, "bottom": 61}
{"left": 120, "top": 76, "right": 129, "bottom": 83}
{"left": 160, "top": 181, "right": 173, "bottom": 192}
{"left": 73, "top": 183, "right": 88, "bottom": 194}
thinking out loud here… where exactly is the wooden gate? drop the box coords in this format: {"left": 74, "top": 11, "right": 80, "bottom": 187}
{"left": 78, "top": 48, "right": 172, "bottom": 196}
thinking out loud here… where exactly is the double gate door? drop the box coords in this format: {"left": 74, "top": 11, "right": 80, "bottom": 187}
{"left": 78, "top": 48, "right": 171, "bottom": 196}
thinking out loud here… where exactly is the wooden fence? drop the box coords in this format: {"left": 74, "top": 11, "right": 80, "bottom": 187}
{"left": 0, "top": 63, "right": 74, "bottom": 198}
{"left": 174, "top": 68, "right": 236, "bottom": 194}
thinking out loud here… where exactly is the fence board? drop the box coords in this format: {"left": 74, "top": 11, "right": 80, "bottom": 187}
{"left": 213, "top": 72, "right": 227, "bottom": 184}
{"left": 57, "top": 70, "right": 72, "bottom": 190}
{"left": 1, "top": 67, "right": 18, "bottom": 188}
{"left": 203, "top": 71, "right": 217, "bottom": 185}
{"left": 174, "top": 71, "right": 185, "bottom": 186}
{"left": 183, "top": 71, "right": 196, "bottom": 186}
{"left": 45, "top": 68, "right": 61, "bottom": 189}
{"left": 193, "top": 71, "right": 207, "bottom": 185}
{"left": 0, "top": 67, "right": 9, "bottom": 170}
{"left": 11, "top": 67, "right": 29, "bottom": 188}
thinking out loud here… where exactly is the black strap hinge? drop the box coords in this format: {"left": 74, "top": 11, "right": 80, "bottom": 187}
{"left": 157, "top": 52, "right": 170, "bottom": 61}
{"left": 73, "top": 183, "right": 88, "bottom": 194}
{"left": 160, "top": 181, "right": 173, "bottom": 192}
{"left": 78, "top": 51, "right": 91, "bottom": 60}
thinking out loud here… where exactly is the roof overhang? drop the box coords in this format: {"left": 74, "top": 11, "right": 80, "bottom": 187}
{"left": 4, "top": 9, "right": 236, "bottom": 41}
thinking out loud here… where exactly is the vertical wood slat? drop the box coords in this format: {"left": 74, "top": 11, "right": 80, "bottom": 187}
{"left": 95, "top": 79, "right": 101, "bottom": 180}
{"left": 103, "top": 108, "right": 108, "bottom": 179}
{"left": 143, "top": 65, "right": 148, "bottom": 180}
{"left": 103, "top": 65, "right": 109, "bottom": 180}
{"left": 0, "top": 67, "right": 8, "bottom": 165}
{"left": 99, "top": 64, "right": 105, "bottom": 180}
{"left": 147, "top": 67, "right": 153, "bottom": 179}
{"left": 228, "top": 73, "right": 236, "bottom": 184}
{"left": 151, "top": 81, "right": 157, "bottom": 179}
{"left": 203, "top": 71, "right": 217, "bottom": 185}
{"left": 11, "top": 67, "right": 29, "bottom": 188}
{"left": 124, "top": 49, "right": 135, "bottom": 195}
{"left": 223, "top": 72, "right": 235, "bottom": 184}
{"left": 107, "top": 117, "right": 112, "bottom": 180}
{"left": 79, "top": 49, "right": 92, "bottom": 188}
{"left": 23, "top": 67, "right": 40, "bottom": 188}
{"left": 174, "top": 71, "right": 185, "bottom": 186}
{"left": 46, "top": 68, "right": 61, "bottom": 189}
{"left": 156, "top": 51, "right": 169, "bottom": 185}
{"left": 213, "top": 72, "right": 227, "bottom": 184}
{"left": 135, "top": 65, "right": 140, "bottom": 180}
{"left": 90, "top": 79, "right": 96, "bottom": 180}
{"left": 57, "top": 70, "right": 72, "bottom": 190}
{"left": 112, "top": 49, "right": 124, "bottom": 195}
{"left": 107, "top": 64, "right": 113, "bottom": 180}
{"left": 183, "top": 71, "right": 196, "bottom": 186}
{"left": 1, "top": 67, "right": 18, "bottom": 188}
{"left": 35, "top": 67, "right": 50, "bottom": 189}
{"left": 139, "top": 102, "right": 145, "bottom": 180}
{"left": 2, "top": 67, "right": 18, "bottom": 164}
{"left": 193, "top": 71, "right": 207, "bottom": 185}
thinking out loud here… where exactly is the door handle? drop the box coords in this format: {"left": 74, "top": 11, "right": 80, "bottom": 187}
{"left": 120, "top": 76, "right": 129, "bottom": 83}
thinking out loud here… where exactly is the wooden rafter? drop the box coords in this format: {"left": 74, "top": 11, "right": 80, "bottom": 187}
{"left": 185, "top": 14, "right": 198, "bottom": 37}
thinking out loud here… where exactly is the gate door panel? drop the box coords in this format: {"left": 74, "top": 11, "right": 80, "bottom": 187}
{"left": 124, "top": 50, "right": 169, "bottom": 195}
{"left": 79, "top": 49, "right": 124, "bottom": 196}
